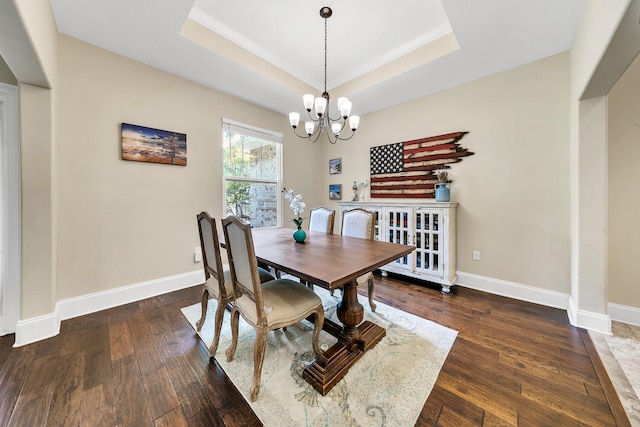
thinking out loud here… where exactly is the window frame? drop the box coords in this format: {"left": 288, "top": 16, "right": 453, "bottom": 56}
{"left": 221, "top": 118, "right": 283, "bottom": 228}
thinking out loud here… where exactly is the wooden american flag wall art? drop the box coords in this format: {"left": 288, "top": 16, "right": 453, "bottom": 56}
{"left": 369, "top": 131, "right": 473, "bottom": 198}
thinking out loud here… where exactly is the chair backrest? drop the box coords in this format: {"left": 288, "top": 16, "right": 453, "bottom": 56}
{"left": 341, "top": 208, "right": 375, "bottom": 241}
{"left": 197, "top": 211, "right": 229, "bottom": 298}
{"left": 221, "top": 216, "right": 266, "bottom": 320}
{"left": 309, "top": 207, "right": 335, "bottom": 234}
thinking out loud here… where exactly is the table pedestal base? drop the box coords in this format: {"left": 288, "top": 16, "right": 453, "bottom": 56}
{"left": 303, "top": 320, "right": 386, "bottom": 395}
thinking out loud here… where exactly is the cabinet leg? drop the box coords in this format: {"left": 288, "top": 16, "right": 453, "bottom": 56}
{"left": 380, "top": 270, "right": 388, "bottom": 277}
{"left": 441, "top": 284, "right": 453, "bottom": 295}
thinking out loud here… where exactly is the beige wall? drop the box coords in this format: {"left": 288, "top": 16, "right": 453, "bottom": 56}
{"left": 56, "top": 39, "right": 573, "bottom": 300}
{"left": 318, "top": 53, "right": 571, "bottom": 292}
{"left": 7, "top": 0, "right": 60, "bottom": 320}
{"left": 0, "top": 54, "right": 17, "bottom": 85}
{"left": 55, "top": 34, "right": 322, "bottom": 301}
{"left": 8, "top": 0, "right": 638, "bottom": 327}
{"left": 608, "top": 52, "right": 640, "bottom": 307}
{"left": 11, "top": 0, "right": 57, "bottom": 88}
{"left": 569, "top": 0, "right": 640, "bottom": 326}
{"left": 20, "top": 82, "right": 58, "bottom": 317}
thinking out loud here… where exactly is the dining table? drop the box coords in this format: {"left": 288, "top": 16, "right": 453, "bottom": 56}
{"left": 241, "top": 226, "right": 415, "bottom": 395}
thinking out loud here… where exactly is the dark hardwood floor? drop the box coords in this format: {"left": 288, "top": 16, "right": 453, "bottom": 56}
{"left": 0, "top": 274, "right": 630, "bottom": 426}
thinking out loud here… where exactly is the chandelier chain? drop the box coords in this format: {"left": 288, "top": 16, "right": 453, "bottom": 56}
{"left": 287, "top": 6, "right": 360, "bottom": 143}
{"left": 324, "top": 17, "right": 328, "bottom": 93}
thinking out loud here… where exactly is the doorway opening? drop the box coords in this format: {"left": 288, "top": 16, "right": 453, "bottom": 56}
{"left": 0, "top": 82, "right": 20, "bottom": 336}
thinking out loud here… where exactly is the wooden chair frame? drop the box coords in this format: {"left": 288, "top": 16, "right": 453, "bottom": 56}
{"left": 195, "top": 212, "right": 232, "bottom": 356}
{"left": 221, "top": 215, "right": 324, "bottom": 401}
{"left": 196, "top": 213, "right": 275, "bottom": 357}
{"left": 309, "top": 206, "right": 336, "bottom": 234}
{"left": 340, "top": 208, "right": 378, "bottom": 311}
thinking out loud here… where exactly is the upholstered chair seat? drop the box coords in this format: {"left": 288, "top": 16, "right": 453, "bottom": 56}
{"left": 234, "top": 280, "right": 323, "bottom": 328}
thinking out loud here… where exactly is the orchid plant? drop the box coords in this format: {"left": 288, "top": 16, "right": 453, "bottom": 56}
{"left": 282, "top": 188, "right": 306, "bottom": 230}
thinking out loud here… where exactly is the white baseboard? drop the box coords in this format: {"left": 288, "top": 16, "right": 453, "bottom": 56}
{"left": 14, "top": 270, "right": 204, "bottom": 347}
{"left": 14, "top": 269, "right": 640, "bottom": 346}
{"left": 456, "top": 271, "right": 619, "bottom": 334}
{"left": 456, "top": 271, "right": 570, "bottom": 309}
{"left": 608, "top": 302, "right": 640, "bottom": 327}
{"left": 567, "top": 297, "right": 612, "bottom": 334}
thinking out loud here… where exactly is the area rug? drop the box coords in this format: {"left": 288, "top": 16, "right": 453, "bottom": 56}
{"left": 181, "top": 286, "right": 457, "bottom": 427}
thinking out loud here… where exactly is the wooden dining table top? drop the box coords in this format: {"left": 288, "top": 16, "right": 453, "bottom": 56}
{"left": 246, "top": 227, "right": 415, "bottom": 289}
{"left": 220, "top": 225, "right": 415, "bottom": 395}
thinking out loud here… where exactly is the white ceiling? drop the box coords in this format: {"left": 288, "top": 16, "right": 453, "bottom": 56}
{"left": 49, "top": 0, "right": 585, "bottom": 117}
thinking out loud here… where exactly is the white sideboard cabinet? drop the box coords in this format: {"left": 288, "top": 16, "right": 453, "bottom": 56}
{"left": 337, "top": 201, "right": 457, "bottom": 294}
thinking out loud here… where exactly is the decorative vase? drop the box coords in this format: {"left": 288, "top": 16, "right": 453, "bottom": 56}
{"left": 435, "top": 183, "right": 450, "bottom": 202}
{"left": 293, "top": 227, "right": 306, "bottom": 243}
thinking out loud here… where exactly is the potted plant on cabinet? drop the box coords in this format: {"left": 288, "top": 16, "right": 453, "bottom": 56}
{"left": 434, "top": 170, "right": 451, "bottom": 202}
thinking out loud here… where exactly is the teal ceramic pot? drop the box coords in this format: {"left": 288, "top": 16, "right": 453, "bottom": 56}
{"left": 435, "top": 183, "right": 450, "bottom": 202}
{"left": 293, "top": 228, "right": 306, "bottom": 243}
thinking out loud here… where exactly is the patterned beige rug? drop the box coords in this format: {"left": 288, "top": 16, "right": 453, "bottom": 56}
{"left": 181, "top": 286, "right": 457, "bottom": 427}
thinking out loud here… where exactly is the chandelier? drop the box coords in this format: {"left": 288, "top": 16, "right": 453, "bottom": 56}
{"left": 288, "top": 7, "right": 360, "bottom": 144}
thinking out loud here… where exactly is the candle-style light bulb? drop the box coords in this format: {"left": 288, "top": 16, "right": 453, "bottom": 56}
{"left": 349, "top": 115, "right": 360, "bottom": 131}
{"left": 289, "top": 112, "right": 300, "bottom": 128}
{"left": 305, "top": 121, "right": 315, "bottom": 136}
{"left": 314, "top": 97, "right": 327, "bottom": 117}
{"left": 303, "top": 94, "right": 314, "bottom": 112}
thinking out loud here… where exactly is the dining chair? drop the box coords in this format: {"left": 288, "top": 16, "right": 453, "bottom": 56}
{"left": 221, "top": 215, "right": 325, "bottom": 402}
{"left": 290, "top": 206, "right": 337, "bottom": 288}
{"left": 195, "top": 212, "right": 274, "bottom": 357}
{"left": 340, "top": 208, "right": 378, "bottom": 312}
{"left": 273, "top": 207, "right": 335, "bottom": 282}
{"left": 308, "top": 206, "right": 335, "bottom": 234}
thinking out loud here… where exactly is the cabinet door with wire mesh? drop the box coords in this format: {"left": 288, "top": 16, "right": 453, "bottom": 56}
{"left": 414, "top": 209, "right": 444, "bottom": 277}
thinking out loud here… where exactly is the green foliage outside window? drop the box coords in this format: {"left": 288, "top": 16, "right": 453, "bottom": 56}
{"left": 222, "top": 129, "right": 279, "bottom": 227}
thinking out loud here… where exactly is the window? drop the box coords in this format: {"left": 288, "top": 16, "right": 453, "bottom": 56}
{"left": 222, "top": 118, "right": 282, "bottom": 228}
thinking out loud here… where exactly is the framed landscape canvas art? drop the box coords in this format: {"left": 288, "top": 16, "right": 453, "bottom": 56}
{"left": 329, "top": 184, "right": 342, "bottom": 200}
{"left": 329, "top": 158, "right": 341, "bottom": 174}
{"left": 121, "top": 122, "right": 187, "bottom": 166}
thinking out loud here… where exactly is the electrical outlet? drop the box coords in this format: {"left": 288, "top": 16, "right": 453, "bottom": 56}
{"left": 194, "top": 246, "right": 202, "bottom": 263}
{"left": 472, "top": 250, "right": 480, "bottom": 261}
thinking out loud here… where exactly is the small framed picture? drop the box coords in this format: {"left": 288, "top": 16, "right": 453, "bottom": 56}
{"left": 329, "top": 184, "right": 342, "bottom": 200}
{"left": 329, "top": 158, "right": 342, "bottom": 175}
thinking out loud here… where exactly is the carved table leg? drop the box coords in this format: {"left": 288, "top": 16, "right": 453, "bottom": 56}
{"left": 337, "top": 280, "right": 364, "bottom": 342}
{"left": 303, "top": 279, "right": 386, "bottom": 395}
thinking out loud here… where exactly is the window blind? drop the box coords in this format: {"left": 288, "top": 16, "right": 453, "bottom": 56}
{"left": 222, "top": 118, "right": 283, "bottom": 144}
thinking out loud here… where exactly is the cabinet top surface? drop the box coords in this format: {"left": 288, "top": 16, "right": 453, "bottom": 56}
{"left": 338, "top": 201, "right": 458, "bottom": 208}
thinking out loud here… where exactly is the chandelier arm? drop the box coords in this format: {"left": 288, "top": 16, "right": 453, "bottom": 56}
{"left": 335, "top": 130, "right": 357, "bottom": 141}
{"left": 309, "top": 128, "right": 323, "bottom": 144}
{"left": 322, "top": 128, "right": 337, "bottom": 144}
{"left": 291, "top": 127, "right": 313, "bottom": 139}
{"left": 307, "top": 110, "right": 321, "bottom": 122}
{"left": 327, "top": 111, "right": 344, "bottom": 122}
